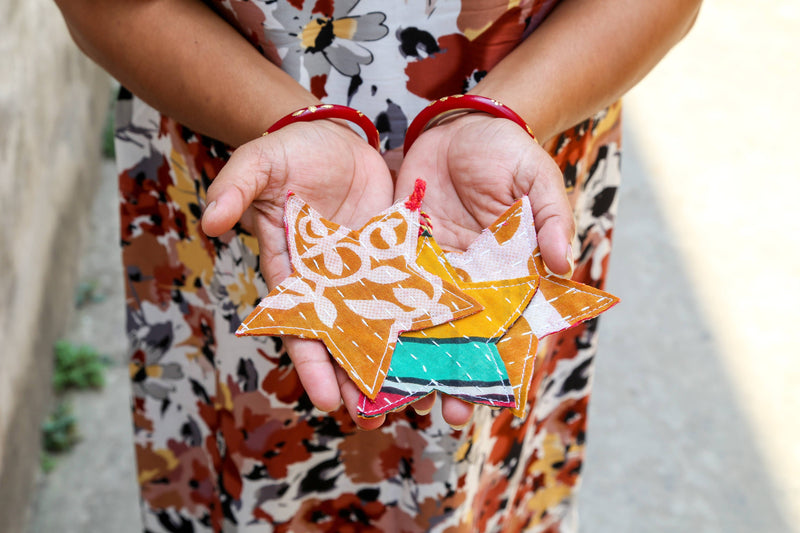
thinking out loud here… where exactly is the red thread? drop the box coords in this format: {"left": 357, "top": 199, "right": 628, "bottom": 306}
{"left": 418, "top": 211, "right": 433, "bottom": 236}
{"left": 405, "top": 179, "right": 426, "bottom": 211}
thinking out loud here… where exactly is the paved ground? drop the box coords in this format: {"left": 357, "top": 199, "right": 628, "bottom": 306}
{"left": 24, "top": 2, "right": 799, "bottom": 532}
{"left": 580, "top": 2, "right": 800, "bottom": 531}
{"left": 24, "top": 160, "right": 141, "bottom": 533}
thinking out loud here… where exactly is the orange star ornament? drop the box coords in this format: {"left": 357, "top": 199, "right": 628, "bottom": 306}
{"left": 236, "top": 187, "right": 482, "bottom": 399}
{"left": 445, "top": 198, "right": 619, "bottom": 417}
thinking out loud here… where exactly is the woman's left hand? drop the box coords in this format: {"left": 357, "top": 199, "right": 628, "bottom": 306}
{"left": 395, "top": 112, "right": 575, "bottom": 427}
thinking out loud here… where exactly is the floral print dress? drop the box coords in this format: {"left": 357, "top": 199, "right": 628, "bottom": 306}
{"left": 115, "top": 1, "right": 622, "bottom": 531}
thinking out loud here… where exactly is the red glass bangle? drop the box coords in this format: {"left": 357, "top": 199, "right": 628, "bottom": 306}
{"left": 403, "top": 94, "right": 537, "bottom": 155}
{"left": 266, "top": 104, "right": 381, "bottom": 151}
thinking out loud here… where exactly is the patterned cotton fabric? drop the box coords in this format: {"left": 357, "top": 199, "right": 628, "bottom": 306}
{"left": 116, "top": 1, "right": 622, "bottom": 531}
{"left": 236, "top": 191, "right": 484, "bottom": 399}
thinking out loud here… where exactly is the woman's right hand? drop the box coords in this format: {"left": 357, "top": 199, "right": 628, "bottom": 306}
{"left": 201, "top": 120, "right": 395, "bottom": 429}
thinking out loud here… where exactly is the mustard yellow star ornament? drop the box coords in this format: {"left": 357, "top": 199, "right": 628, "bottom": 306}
{"left": 358, "top": 197, "right": 619, "bottom": 418}
{"left": 358, "top": 199, "right": 540, "bottom": 417}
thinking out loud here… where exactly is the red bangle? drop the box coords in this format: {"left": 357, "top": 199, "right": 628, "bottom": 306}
{"left": 403, "top": 95, "right": 537, "bottom": 155}
{"left": 266, "top": 104, "right": 381, "bottom": 151}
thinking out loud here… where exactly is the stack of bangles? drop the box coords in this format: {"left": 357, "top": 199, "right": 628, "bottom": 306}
{"left": 264, "top": 94, "right": 537, "bottom": 155}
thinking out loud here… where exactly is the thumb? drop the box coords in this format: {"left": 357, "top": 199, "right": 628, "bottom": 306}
{"left": 524, "top": 152, "right": 575, "bottom": 277}
{"left": 201, "top": 140, "right": 280, "bottom": 237}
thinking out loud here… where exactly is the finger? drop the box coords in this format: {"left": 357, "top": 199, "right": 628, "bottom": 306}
{"left": 254, "top": 215, "right": 293, "bottom": 291}
{"left": 284, "top": 336, "right": 342, "bottom": 413}
{"left": 440, "top": 394, "right": 474, "bottom": 430}
{"left": 335, "top": 366, "right": 386, "bottom": 430}
{"left": 524, "top": 152, "right": 575, "bottom": 277}
{"left": 536, "top": 214, "right": 575, "bottom": 278}
{"left": 201, "top": 139, "right": 280, "bottom": 237}
{"left": 409, "top": 393, "right": 436, "bottom": 416}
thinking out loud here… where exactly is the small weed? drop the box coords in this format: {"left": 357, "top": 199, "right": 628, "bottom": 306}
{"left": 40, "top": 342, "right": 108, "bottom": 471}
{"left": 41, "top": 401, "right": 80, "bottom": 454}
{"left": 40, "top": 452, "right": 58, "bottom": 474}
{"left": 74, "top": 280, "right": 106, "bottom": 308}
{"left": 102, "top": 87, "right": 116, "bottom": 159}
{"left": 53, "top": 340, "right": 107, "bottom": 392}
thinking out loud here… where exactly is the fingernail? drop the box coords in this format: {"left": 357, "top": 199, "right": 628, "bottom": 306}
{"left": 565, "top": 245, "right": 575, "bottom": 277}
{"left": 413, "top": 406, "right": 432, "bottom": 416}
{"left": 543, "top": 245, "right": 574, "bottom": 279}
{"left": 449, "top": 421, "right": 469, "bottom": 431}
{"left": 314, "top": 398, "right": 341, "bottom": 414}
{"left": 203, "top": 200, "right": 217, "bottom": 217}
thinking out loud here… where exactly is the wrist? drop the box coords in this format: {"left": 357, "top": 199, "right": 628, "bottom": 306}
{"left": 264, "top": 104, "right": 380, "bottom": 150}
{"left": 403, "top": 95, "right": 537, "bottom": 154}
{"left": 422, "top": 109, "right": 493, "bottom": 129}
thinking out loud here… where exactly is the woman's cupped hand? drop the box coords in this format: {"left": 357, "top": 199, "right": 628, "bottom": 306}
{"left": 201, "top": 119, "right": 395, "bottom": 429}
{"left": 201, "top": 113, "right": 574, "bottom": 430}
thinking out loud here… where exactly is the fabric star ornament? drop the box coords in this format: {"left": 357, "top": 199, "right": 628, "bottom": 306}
{"left": 358, "top": 199, "right": 541, "bottom": 418}
{"left": 236, "top": 186, "right": 482, "bottom": 399}
{"left": 446, "top": 198, "right": 619, "bottom": 417}
{"left": 358, "top": 197, "right": 619, "bottom": 418}
{"left": 495, "top": 249, "right": 618, "bottom": 417}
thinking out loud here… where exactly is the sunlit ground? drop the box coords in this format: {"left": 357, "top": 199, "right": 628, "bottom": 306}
{"left": 580, "top": 1, "right": 799, "bottom": 531}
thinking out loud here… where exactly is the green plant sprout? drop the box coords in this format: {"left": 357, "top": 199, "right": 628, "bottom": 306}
{"left": 53, "top": 340, "right": 107, "bottom": 392}
{"left": 41, "top": 401, "right": 80, "bottom": 454}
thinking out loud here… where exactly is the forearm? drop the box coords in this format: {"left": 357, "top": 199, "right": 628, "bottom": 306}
{"left": 55, "top": 0, "right": 318, "bottom": 146}
{"left": 471, "top": 0, "right": 702, "bottom": 143}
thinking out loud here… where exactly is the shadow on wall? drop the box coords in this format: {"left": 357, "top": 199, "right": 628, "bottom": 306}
{"left": 577, "top": 121, "right": 792, "bottom": 533}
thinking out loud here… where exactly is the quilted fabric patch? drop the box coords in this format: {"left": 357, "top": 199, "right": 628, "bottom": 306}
{"left": 357, "top": 197, "right": 618, "bottom": 418}
{"left": 236, "top": 187, "right": 482, "bottom": 399}
{"left": 358, "top": 202, "right": 540, "bottom": 416}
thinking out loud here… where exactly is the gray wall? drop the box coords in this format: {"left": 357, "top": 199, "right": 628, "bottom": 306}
{"left": 0, "top": 2, "right": 110, "bottom": 531}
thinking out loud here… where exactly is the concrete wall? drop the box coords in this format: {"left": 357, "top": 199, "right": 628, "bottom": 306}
{"left": 0, "top": 2, "right": 110, "bottom": 531}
